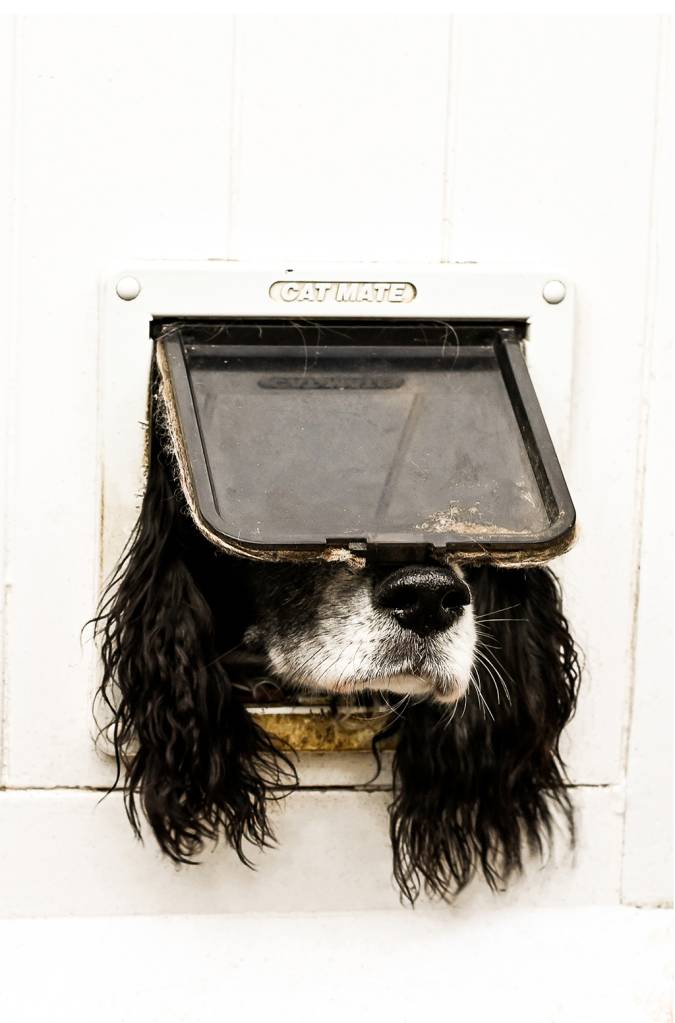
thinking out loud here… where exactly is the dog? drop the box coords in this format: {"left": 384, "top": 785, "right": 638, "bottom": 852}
{"left": 93, "top": 357, "right": 580, "bottom": 903}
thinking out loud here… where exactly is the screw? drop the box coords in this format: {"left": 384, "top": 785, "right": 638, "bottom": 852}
{"left": 116, "top": 276, "right": 141, "bottom": 301}
{"left": 542, "top": 280, "right": 566, "bottom": 305}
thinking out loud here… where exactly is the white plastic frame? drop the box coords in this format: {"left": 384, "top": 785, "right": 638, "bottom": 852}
{"left": 100, "top": 261, "right": 575, "bottom": 580}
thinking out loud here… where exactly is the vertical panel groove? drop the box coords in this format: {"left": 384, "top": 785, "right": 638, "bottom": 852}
{"left": 620, "top": 17, "right": 669, "bottom": 778}
{"left": 620, "top": 16, "right": 672, "bottom": 905}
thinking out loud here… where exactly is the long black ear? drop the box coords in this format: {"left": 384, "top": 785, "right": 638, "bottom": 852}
{"left": 92, "top": 368, "right": 296, "bottom": 865}
{"left": 386, "top": 565, "right": 580, "bottom": 903}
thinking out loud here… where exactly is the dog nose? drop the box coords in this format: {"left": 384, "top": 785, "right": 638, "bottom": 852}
{"left": 373, "top": 566, "right": 471, "bottom": 636}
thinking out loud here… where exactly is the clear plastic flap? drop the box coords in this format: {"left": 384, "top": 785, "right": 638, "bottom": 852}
{"left": 157, "top": 320, "right": 575, "bottom": 563}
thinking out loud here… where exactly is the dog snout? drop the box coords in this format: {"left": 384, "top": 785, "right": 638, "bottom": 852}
{"left": 373, "top": 566, "right": 471, "bottom": 637}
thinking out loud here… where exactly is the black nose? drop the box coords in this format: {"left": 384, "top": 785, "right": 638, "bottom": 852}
{"left": 373, "top": 566, "right": 471, "bottom": 636}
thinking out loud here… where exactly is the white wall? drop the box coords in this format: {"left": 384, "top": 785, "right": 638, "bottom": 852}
{"left": 0, "top": 14, "right": 671, "bottom": 918}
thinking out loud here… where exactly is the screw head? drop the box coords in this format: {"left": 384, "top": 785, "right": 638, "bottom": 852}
{"left": 543, "top": 280, "right": 566, "bottom": 304}
{"left": 116, "top": 276, "right": 141, "bottom": 301}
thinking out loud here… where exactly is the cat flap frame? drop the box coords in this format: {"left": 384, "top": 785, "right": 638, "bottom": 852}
{"left": 102, "top": 263, "right": 576, "bottom": 578}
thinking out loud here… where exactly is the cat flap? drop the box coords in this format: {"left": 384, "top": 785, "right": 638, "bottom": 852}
{"left": 155, "top": 318, "right": 575, "bottom": 566}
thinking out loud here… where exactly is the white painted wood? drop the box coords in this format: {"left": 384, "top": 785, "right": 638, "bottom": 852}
{"left": 1, "top": 909, "right": 672, "bottom": 1023}
{"left": 230, "top": 16, "right": 452, "bottom": 261}
{"left": 0, "top": 786, "right": 624, "bottom": 917}
{"left": 444, "top": 15, "right": 663, "bottom": 785}
{"left": 294, "top": 751, "right": 393, "bottom": 787}
{"left": 0, "top": 14, "right": 670, "bottom": 922}
{"left": 4, "top": 17, "right": 235, "bottom": 788}
{"left": 622, "top": 24, "right": 673, "bottom": 907}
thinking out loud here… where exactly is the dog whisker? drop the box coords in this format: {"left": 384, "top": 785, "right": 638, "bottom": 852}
{"left": 474, "top": 642, "right": 514, "bottom": 705}
{"left": 469, "top": 669, "right": 495, "bottom": 722}
{"left": 473, "top": 650, "right": 502, "bottom": 705}
{"left": 474, "top": 646, "right": 512, "bottom": 706}
{"left": 473, "top": 617, "right": 527, "bottom": 624}
{"left": 474, "top": 603, "right": 522, "bottom": 621}
{"left": 380, "top": 692, "right": 413, "bottom": 724}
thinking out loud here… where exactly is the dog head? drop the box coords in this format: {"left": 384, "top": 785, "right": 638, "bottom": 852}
{"left": 93, "top": 367, "right": 580, "bottom": 902}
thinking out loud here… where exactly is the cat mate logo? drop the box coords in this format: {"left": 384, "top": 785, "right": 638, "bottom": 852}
{"left": 269, "top": 280, "right": 416, "bottom": 303}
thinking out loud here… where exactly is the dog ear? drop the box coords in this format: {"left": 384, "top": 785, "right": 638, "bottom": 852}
{"left": 92, "top": 368, "right": 296, "bottom": 865}
{"left": 386, "top": 564, "right": 580, "bottom": 903}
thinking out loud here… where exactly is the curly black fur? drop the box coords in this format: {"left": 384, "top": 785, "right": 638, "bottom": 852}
{"left": 382, "top": 565, "right": 580, "bottom": 903}
{"left": 92, "top": 373, "right": 297, "bottom": 866}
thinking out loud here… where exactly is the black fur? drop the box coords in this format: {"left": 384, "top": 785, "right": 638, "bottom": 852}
{"left": 92, "top": 374, "right": 297, "bottom": 866}
{"left": 92, "top": 362, "right": 579, "bottom": 900}
{"left": 382, "top": 565, "right": 579, "bottom": 902}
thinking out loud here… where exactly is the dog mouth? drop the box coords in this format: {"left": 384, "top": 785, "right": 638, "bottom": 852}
{"left": 368, "top": 670, "right": 468, "bottom": 705}
{"left": 349, "top": 614, "right": 476, "bottom": 704}
{"left": 280, "top": 635, "right": 473, "bottom": 705}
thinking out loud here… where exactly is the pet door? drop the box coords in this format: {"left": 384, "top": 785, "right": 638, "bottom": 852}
{"left": 103, "top": 263, "right": 577, "bottom": 756}
{"left": 156, "top": 318, "right": 575, "bottom": 566}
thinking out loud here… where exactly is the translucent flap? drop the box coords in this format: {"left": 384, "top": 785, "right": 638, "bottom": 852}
{"left": 157, "top": 320, "right": 575, "bottom": 562}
